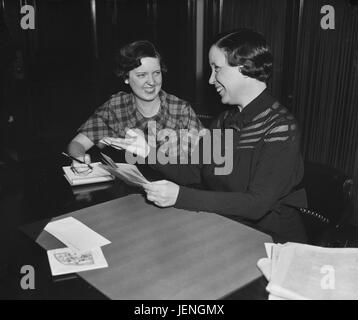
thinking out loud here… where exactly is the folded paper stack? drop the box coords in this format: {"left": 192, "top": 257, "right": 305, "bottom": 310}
{"left": 257, "top": 242, "right": 358, "bottom": 300}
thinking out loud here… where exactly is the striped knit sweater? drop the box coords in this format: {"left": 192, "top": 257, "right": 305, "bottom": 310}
{"left": 154, "top": 89, "right": 307, "bottom": 242}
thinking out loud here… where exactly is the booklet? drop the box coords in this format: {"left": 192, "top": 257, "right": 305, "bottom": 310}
{"left": 62, "top": 162, "right": 114, "bottom": 186}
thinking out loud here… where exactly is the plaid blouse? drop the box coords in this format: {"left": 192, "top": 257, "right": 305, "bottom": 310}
{"left": 78, "top": 90, "right": 203, "bottom": 146}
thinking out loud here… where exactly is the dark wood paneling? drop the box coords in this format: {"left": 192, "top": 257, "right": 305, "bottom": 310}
{"left": 1, "top": 0, "right": 197, "bottom": 160}
{"left": 96, "top": 0, "right": 196, "bottom": 102}
{"left": 201, "top": 0, "right": 291, "bottom": 117}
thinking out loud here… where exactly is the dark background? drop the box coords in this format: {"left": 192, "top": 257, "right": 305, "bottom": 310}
{"left": 1, "top": 0, "right": 358, "bottom": 178}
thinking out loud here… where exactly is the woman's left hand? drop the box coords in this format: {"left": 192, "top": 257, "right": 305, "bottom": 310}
{"left": 100, "top": 129, "right": 150, "bottom": 158}
{"left": 143, "top": 180, "right": 180, "bottom": 207}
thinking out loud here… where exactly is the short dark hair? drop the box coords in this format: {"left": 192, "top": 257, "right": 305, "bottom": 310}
{"left": 117, "top": 40, "right": 167, "bottom": 80}
{"left": 213, "top": 29, "right": 273, "bottom": 82}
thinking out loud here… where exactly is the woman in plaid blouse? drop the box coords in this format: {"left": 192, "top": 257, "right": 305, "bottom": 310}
{"left": 67, "top": 40, "right": 203, "bottom": 166}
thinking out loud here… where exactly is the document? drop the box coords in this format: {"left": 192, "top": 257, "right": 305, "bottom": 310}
{"left": 44, "top": 217, "right": 111, "bottom": 251}
{"left": 100, "top": 163, "right": 150, "bottom": 187}
{"left": 99, "top": 153, "right": 150, "bottom": 187}
{"left": 47, "top": 247, "right": 108, "bottom": 276}
{"left": 63, "top": 162, "right": 114, "bottom": 186}
{"left": 257, "top": 242, "right": 358, "bottom": 300}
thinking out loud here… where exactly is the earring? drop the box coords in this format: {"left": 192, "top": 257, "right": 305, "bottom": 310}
{"left": 124, "top": 79, "right": 129, "bottom": 84}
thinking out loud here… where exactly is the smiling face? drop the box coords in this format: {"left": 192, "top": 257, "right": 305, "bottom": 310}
{"left": 128, "top": 57, "right": 162, "bottom": 103}
{"left": 208, "top": 45, "right": 246, "bottom": 105}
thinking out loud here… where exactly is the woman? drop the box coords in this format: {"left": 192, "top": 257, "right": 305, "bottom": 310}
{"left": 119, "top": 30, "right": 308, "bottom": 243}
{"left": 67, "top": 40, "right": 202, "bottom": 167}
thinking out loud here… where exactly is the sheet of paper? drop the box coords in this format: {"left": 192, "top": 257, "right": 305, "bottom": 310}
{"left": 100, "top": 152, "right": 118, "bottom": 168}
{"left": 44, "top": 217, "right": 111, "bottom": 251}
{"left": 47, "top": 247, "right": 108, "bottom": 276}
{"left": 264, "top": 242, "right": 276, "bottom": 258}
{"left": 271, "top": 244, "right": 358, "bottom": 300}
{"left": 101, "top": 163, "right": 150, "bottom": 187}
{"left": 260, "top": 242, "right": 358, "bottom": 300}
{"left": 256, "top": 257, "right": 271, "bottom": 281}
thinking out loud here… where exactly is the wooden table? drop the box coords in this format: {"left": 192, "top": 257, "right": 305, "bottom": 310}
{"left": 25, "top": 194, "right": 271, "bottom": 300}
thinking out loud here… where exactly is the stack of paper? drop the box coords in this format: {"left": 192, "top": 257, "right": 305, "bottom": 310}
{"left": 44, "top": 217, "right": 110, "bottom": 276}
{"left": 63, "top": 162, "right": 114, "bottom": 186}
{"left": 257, "top": 242, "right": 358, "bottom": 300}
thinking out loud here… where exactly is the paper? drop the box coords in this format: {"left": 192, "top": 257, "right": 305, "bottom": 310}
{"left": 98, "top": 152, "right": 150, "bottom": 187}
{"left": 100, "top": 163, "right": 150, "bottom": 187}
{"left": 47, "top": 247, "right": 108, "bottom": 276}
{"left": 257, "top": 257, "right": 271, "bottom": 281}
{"left": 63, "top": 162, "right": 114, "bottom": 186}
{"left": 44, "top": 217, "right": 111, "bottom": 251}
{"left": 257, "top": 242, "right": 358, "bottom": 300}
{"left": 100, "top": 152, "right": 118, "bottom": 168}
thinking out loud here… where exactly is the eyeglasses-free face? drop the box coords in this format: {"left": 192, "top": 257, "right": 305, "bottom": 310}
{"left": 208, "top": 45, "right": 246, "bottom": 106}
{"left": 127, "top": 57, "right": 162, "bottom": 104}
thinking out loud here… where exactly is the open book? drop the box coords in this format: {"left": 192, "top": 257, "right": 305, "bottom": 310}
{"left": 63, "top": 162, "right": 114, "bottom": 186}
{"left": 257, "top": 242, "right": 358, "bottom": 300}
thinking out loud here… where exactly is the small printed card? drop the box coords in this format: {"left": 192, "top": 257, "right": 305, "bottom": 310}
{"left": 47, "top": 247, "right": 108, "bottom": 276}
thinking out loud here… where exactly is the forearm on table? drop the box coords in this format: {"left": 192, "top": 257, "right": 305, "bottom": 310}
{"left": 174, "top": 145, "right": 301, "bottom": 220}
{"left": 175, "top": 187, "right": 275, "bottom": 221}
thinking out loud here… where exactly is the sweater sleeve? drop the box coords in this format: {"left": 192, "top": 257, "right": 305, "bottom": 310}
{"left": 175, "top": 137, "right": 302, "bottom": 221}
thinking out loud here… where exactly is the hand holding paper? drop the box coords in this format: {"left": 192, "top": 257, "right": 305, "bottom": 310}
{"left": 100, "top": 129, "right": 150, "bottom": 158}
{"left": 143, "top": 180, "right": 180, "bottom": 207}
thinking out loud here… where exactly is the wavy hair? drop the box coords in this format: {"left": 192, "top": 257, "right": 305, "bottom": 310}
{"left": 214, "top": 29, "right": 273, "bottom": 82}
{"left": 117, "top": 40, "right": 167, "bottom": 80}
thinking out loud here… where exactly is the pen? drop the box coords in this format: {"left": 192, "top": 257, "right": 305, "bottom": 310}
{"left": 61, "top": 152, "right": 93, "bottom": 169}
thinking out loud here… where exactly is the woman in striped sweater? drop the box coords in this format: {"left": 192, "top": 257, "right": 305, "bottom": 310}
{"left": 134, "top": 29, "right": 308, "bottom": 243}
